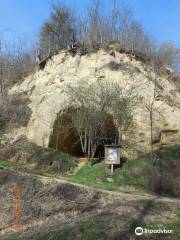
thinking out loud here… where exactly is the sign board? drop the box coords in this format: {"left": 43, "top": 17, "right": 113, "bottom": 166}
{"left": 105, "top": 145, "right": 121, "bottom": 165}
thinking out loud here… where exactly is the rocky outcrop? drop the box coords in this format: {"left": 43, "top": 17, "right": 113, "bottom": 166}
{"left": 9, "top": 48, "right": 180, "bottom": 154}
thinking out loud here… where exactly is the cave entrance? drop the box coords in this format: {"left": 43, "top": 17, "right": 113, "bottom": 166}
{"left": 49, "top": 111, "right": 83, "bottom": 157}
{"left": 49, "top": 110, "right": 119, "bottom": 158}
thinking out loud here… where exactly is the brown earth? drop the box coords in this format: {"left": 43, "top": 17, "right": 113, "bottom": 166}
{"left": 0, "top": 169, "right": 179, "bottom": 240}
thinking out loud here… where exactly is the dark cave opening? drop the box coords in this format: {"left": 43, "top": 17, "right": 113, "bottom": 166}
{"left": 49, "top": 110, "right": 118, "bottom": 158}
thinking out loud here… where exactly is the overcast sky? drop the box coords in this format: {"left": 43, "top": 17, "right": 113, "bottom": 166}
{"left": 0, "top": 0, "right": 179, "bottom": 47}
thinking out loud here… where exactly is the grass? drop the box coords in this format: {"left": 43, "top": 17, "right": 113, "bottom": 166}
{"left": 0, "top": 137, "right": 78, "bottom": 174}
{"left": 165, "top": 208, "right": 180, "bottom": 235}
{"left": 65, "top": 162, "right": 119, "bottom": 191}
{"left": 114, "top": 200, "right": 180, "bottom": 240}
{"left": 0, "top": 158, "right": 18, "bottom": 169}
{"left": 63, "top": 145, "right": 180, "bottom": 194}
{"left": 146, "top": 145, "right": 180, "bottom": 197}
{"left": 1, "top": 145, "right": 179, "bottom": 195}
{"left": 113, "top": 158, "right": 147, "bottom": 190}
{"left": 7, "top": 207, "right": 180, "bottom": 240}
{"left": 0, "top": 157, "right": 27, "bottom": 171}
{"left": 7, "top": 221, "right": 110, "bottom": 240}
{"left": 2, "top": 146, "right": 180, "bottom": 240}
{"left": 63, "top": 158, "right": 148, "bottom": 191}
{"left": 0, "top": 153, "right": 148, "bottom": 193}
{"left": 157, "top": 145, "right": 180, "bottom": 159}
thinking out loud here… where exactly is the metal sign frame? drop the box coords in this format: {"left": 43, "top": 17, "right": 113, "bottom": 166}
{"left": 104, "top": 145, "right": 121, "bottom": 165}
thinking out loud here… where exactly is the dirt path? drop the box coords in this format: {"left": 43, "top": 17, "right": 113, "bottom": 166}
{"left": 35, "top": 173, "right": 180, "bottom": 205}
{"left": 1, "top": 170, "right": 179, "bottom": 239}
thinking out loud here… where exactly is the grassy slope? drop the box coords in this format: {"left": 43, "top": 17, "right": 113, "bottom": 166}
{"left": 0, "top": 147, "right": 78, "bottom": 174}
{"left": 9, "top": 222, "right": 110, "bottom": 240}
{"left": 0, "top": 157, "right": 148, "bottom": 192}
{"left": 0, "top": 145, "right": 179, "bottom": 193}
{"left": 63, "top": 158, "right": 148, "bottom": 191}
{"left": 1, "top": 145, "right": 180, "bottom": 240}
{"left": 7, "top": 203, "right": 180, "bottom": 240}
{"left": 64, "top": 145, "right": 180, "bottom": 193}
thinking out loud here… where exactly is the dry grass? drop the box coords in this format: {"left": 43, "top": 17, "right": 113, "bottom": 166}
{"left": 0, "top": 169, "right": 179, "bottom": 240}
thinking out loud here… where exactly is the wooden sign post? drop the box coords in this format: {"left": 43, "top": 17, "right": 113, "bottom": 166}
{"left": 105, "top": 145, "right": 121, "bottom": 174}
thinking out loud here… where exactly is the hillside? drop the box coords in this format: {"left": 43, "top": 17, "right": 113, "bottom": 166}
{"left": 1, "top": 1, "right": 180, "bottom": 239}
{"left": 0, "top": 46, "right": 179, "bottom": 239}
{"left": 6, "top": 46, "right": 180, "bottom": 157}
{"left": 0, "top": 169, "right": 179, "bottom": 240}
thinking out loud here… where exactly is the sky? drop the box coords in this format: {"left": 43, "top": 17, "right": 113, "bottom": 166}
{"left": 0, "top": 0, "right": 180, "bottom": 47}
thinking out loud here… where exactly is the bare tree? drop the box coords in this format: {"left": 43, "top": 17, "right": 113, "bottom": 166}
{"left": 1, "top": 35, "right": 35, "bottom": 85}
{"left": 144, "top": 82, "right": 156, "bottom": 163}
{"left": 37, "top": 1, "right": 180, "bottom": 73}
{"left": 0, "top": 34, "right": 35, "bottom": 131}
{"left": 64, "top": 80, "right": 137, "bottom": 161}
{"left": 64, "top": 81, "right": 107, "bottom": 160}
{"left": 39, "top": 2, "right": 75, "bottom": 56}
{"left": 144, "top": 77, "right": 164, "bottom": 165}
{"left": 155, "top": 42, "right": 180, "bottom": 70}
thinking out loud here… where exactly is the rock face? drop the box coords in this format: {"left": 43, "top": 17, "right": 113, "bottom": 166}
{"left": 9, "top": 49, "right": 180, "bottom": 154}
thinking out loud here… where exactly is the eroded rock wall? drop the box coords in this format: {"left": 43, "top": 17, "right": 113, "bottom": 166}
{"left": 9, "top": 49, "right": 180, "bottom": 153}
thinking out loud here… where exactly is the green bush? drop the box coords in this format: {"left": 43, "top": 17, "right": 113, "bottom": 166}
{"left": 34, "top": 147, "right": 78, "bottom": 173}
{"left": 0, "top": 136, "right": 78, "bottom": 174}
{"left": 146, "top": 145, "right": 180, "bottom": 197}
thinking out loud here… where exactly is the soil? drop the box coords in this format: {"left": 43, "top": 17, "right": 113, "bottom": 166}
{"left": 0, "top": 169, "right": 179, "bottom": 240}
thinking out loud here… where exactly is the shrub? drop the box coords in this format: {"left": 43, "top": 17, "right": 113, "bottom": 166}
{"left": 0, "top": 93, "right": 31, "bottom": 132}
{"left": 35, "top": 147, "right": 78, "bottom": 173}
{"left": 107, "top": 61, "right": 124, "bottom": 71}
{"left": 0, "top": 136, "right": 78, "bottom": 174}
{"left": 146, "top": 146, "right": 180, "bottom": 197}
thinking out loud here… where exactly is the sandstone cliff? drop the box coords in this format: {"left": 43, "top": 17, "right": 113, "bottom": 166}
{"left": 9, "top": 48, "right": 180, "bottom": 155}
